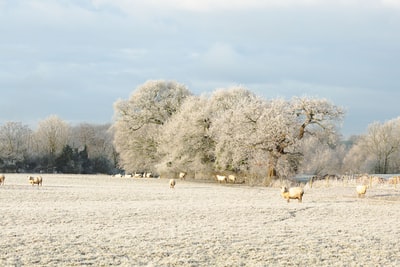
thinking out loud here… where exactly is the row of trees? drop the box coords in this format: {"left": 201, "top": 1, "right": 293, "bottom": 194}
{"left": 113, "top": 80, "right": 400, "bottom": 183}
{"left": 2, "top": 80, "right": 400, "bottom": 181}
{"left": 114, "top": 81, "right": 335, "bottom": 183}
{"left": 0, "top": 117, "right": 117, "bottom": 174}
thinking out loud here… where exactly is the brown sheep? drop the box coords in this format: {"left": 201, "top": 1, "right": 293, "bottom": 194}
{"left": 28, "top": 176, "right": 42, "bottom": 186}
{"left": 356, "top": 185, "right": 367, "bottom": 197}
{"left": 280, "top": 186, "right": 304, "bottom": 203}
{"left": 0, "top": 174, "right": 5, "bottom": 185}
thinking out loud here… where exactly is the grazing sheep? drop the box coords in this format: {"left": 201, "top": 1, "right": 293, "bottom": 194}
{"left": 169, "top": 179, "right": 176, "bottom": 188}
{"left": 0, "top": 174, "right": 5, "bottom": 185}
{"left": 280, "top": 186, "right": 304, "bottom": 203}
{"left": 356, "top": 185, "right": 367, "bottom": 197}
{"left": 228, "top": 174, "right": 236, "bottom": 184}
{"left": 179, "top": 172, "right": 187, "bottom": 180}
{"left": 216, "top": 175, "right": 227, "bottom": 183}
{"left": 28, "top": 176, "right": 42, "bottom": 186}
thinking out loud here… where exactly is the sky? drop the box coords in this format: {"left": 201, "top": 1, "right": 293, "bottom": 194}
{"left": 1, "top": 0, "right": 399, "bottom": 138}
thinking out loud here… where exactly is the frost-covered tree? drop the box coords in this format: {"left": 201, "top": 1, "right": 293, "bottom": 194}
{"left": 268, "top": 97, "right": 344, "bottom": 179}
{"left": 157, "top": 95, "right": 214, "bottom": 178}
{"left": 70, "top": 123, "right": 114, "bottom": 160}
{"left": 0, "top": 122, "right": 32, "bottom": 171}
{"left": 213, "top": 96, "right": 344, "bottom": 181}
{"left": 297, "top": 134, "right": 346, "bottom": 176}
{"left": 68, "top": 123, "right": 115, "bottom": 173}
{"left": 113, "top": 80, "right": 191, "bottom": 173}
{"left": 209, "top": 88, "right": 267, "bottom": 173}
{"left": 343, "top": 142, "right": 370, "bottom": 174}
{"left": 344, "top": 118, "right": 400, "bottom": 174}
{"left": 33, "top": 115, "right": 70, "bottom": 170}
{"left": 293, "top": 97, "right": 344, "bottom": 139}
{"left": 158, "top": 87, "right": 257, "bottom": 178}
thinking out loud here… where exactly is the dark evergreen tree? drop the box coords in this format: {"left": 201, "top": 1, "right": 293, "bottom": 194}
{"left": 55, "top": 145, "right": 75, "bottom": 173}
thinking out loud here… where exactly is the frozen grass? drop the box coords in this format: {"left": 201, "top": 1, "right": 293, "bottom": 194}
{"left": 1, "top": 174, "right": 400, "bottom": 266}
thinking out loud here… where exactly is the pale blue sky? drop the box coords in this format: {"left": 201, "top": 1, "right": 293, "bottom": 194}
{"left": 1, "top": 0, "right": 399, "bottom": 137}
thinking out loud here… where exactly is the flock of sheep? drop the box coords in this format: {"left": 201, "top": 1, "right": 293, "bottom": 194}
{"left": 109, "top": 170, "right": 379, "bottom": 202}
{"left": 112, "top": 172, "right": 155, "bottom": 178}
{"left": 216, "top": 174, "right": 237, "bottom": 183}
{"left": 0, "top": 174, "right": 43, "bottom": 187}
{"left": 279, "top": 184, "right": 369, "bottom": 203}
{"left": 167, "top": 172, "right": 371, "bottom": 203}
{"left": 0, "top": 172, "right": 377, "bottom": 202}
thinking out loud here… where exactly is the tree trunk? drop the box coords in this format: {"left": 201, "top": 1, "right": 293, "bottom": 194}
{"left": 265, "top": 153, "right": 278, "bottom": 186}
{"left": 383, "top": 155, "right": 389, "bottom": 174}
{"left": 267, "top": 165, "right": 277, "bottom": 179}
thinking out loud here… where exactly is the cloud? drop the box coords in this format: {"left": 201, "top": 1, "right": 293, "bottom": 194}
{"left": 90, "top": 0, "right": 400, "bottom": 13}
{"left": 115, "top": 48, "right": 148, "bottom": 61}
{"left": 200, "top": 43, "right": 240, "bottom": 69}
{"left": 1, "top": 0, "right": 95, "bottom": 24}
{"left": 381, "top": 0, "right": 400, "bottom": 8}
{"left": 1, "top": 0, "right": 399, "bottom": 136}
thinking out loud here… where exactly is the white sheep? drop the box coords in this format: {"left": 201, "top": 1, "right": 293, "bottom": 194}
{"left": 280, "top": 186, "right": 304, "bottom": 203}
{"left": 0, "top": 174, "right": 5, "bottom": 185}
{"left": 169, "top": 178, "right": 176, "bottom": 188}
{"left": 28, "top": 175, "right": 42, "bottom": 186}
{"left": 179, "top": 172, "right": 187, "bottom": 180}
{"left": 356, "top": 185, "right": 367, "bottom": 197}
{"left": 216, "top": 175, "right": 227, "bottom": 183}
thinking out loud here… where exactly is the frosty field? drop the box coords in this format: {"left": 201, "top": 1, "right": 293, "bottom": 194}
{"left": 1, "top": 174, "right": 399, "bottom": 266}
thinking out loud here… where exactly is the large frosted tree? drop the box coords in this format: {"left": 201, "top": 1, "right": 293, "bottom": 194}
{"left": 210, "top": 95, "right": 344, "bottom": 182}
{"left": 209, "top": 88, "right": 267, "bottom": 173}
{"left": 267, "top": 97, "right": 344, "bottom": 179}
{"left": 157, "top": 87, "right": 256, "bottom": 178}
{"left": 157, "top": 95, "right": 213, "bottom": 177}
{"left": 113, "top": 80, "right": 191, "bottom": 173}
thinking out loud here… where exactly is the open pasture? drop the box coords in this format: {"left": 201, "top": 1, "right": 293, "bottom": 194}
{"left": 1, "top": 174, "right": 399, "bottom": 266}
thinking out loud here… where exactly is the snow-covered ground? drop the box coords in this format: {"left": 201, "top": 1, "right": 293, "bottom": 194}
{"left": 1, "top": 174, "right": 399, "bottom": 266}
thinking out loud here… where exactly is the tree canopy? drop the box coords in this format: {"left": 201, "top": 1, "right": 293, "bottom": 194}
{"left": 113, "top": 80, "right": 191, "bottom": 173}
{"left": 113, "top": 80, "right": 345, "bottom": 182}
